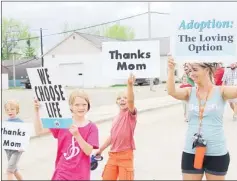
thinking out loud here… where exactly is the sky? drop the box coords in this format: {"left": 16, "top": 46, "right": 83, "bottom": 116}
{"left": 2, "top": 2, "right": 172, "bottom": 53}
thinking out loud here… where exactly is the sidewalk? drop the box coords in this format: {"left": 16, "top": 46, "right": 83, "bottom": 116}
{"left": 31, "top": 96, "right": 181, "bottom": 138}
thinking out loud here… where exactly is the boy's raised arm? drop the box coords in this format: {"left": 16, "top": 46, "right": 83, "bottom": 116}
{"left": 127, "top": 74, "right": 135, "bottom": 113}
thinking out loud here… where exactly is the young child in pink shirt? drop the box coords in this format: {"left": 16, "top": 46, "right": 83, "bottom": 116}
{"left": 34, "top": 90, "right": 99, "bottom": 180}
{"left": 95, "top": 74, "right": 137, "bottom": 180}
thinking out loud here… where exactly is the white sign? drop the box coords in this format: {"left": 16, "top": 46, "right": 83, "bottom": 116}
{"left": 102, "top": 41, "right": 160, "bottom": 79}
{"left": 27, "top": 67, "right": 72, "bottom": 129}
{"left": 171, "top": 2, "right": 237, "bottom": 63}
{"left": 2, "top": 74, "right": 9, "bottom": 90}
{"left": 2, "top": 122, "right": 31, "bottom": 151}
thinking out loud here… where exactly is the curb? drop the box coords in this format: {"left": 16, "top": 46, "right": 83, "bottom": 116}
{"left": 30, "top": 101, "right": 181, "bottom": 140}
{"left": 94, "top": 101, "right": 181, "bottom": 125}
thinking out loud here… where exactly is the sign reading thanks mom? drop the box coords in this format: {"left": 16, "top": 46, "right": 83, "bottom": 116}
{"left": 102, "top": 41, "right": 160, "bottom": 79}
{"left": 27, "top": 67, "right": 72, "bottom": 128}
{"left": 171, "top": 2, "right": 237, "bottom": 62}
{"left": 2, "top": 122, "right": 31, "bottom": 151}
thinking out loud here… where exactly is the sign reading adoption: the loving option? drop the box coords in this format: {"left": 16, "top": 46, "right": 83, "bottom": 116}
{"left": 27, "top": 67, "right": 72, "bottom": 128}
{"left": 102, "top": 41, "right": 160, "bottom": 79}
{"left": 2, "top": 122, "right": 31, "bottom": 151}
{"left": 171, "top": 2, "right": 237, "bottom": 62}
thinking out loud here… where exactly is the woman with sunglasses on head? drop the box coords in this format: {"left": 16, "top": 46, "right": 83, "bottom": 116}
{"left": 167, "top": 56, "right": 237, "bottom": 180}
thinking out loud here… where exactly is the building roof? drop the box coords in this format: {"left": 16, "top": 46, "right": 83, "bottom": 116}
{"left": 77, "top": 32, "right": 124, "bottom": 49}
{"left": 44, "top": 32, "right": 170, "bottom": 56}
{"left": 44, "top": 32, "right": 124, "bottom": 56}
{"left": 2, "top": 58, "right": 42, "bottom": 79}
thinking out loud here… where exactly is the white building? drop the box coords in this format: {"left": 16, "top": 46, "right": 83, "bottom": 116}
{"left": 44, "top": 32, "right": 181, "bottom": 88}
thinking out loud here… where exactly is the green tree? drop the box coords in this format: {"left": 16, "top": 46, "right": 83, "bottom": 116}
{"left": 1, "top": 17, "right": 39, "bottom": 60}
{"left": 24, "top": 39, "right": 35, "bottom": 58}
{"left": 101, "top": 24, "right": 135, "bottom": 40}
{"left": 60, "top": 23, "right": 135, "bottom": 40}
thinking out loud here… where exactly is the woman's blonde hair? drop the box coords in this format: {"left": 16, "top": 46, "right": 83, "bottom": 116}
{"left": 4, "top": 100, "right": 20, "bottom": 114}
{"left": 198, "top": 63, "right": 215, "bottom": 83}
{"left": 191, "top": 62, "right": 215, "bottom": 83}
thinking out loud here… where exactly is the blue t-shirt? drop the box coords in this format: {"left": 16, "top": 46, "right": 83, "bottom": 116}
{"left": 7, "top": 117, "right": 24, "bottom": 123}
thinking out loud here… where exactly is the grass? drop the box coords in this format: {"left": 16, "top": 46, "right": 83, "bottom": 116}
{"left": 8, "top": 87, "right": 25, "bottom": 90}
{"left": 111, "top": 84, "right": 127, "bottom": 88}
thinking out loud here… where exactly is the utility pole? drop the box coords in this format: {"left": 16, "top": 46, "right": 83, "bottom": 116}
{"left": 13, "top": 53, "right": 16, "bottom": 87}
{"left": 148, "top": 2, "right": 154, "bottom": 91}
{"left": 40, "top": 28, "right": 44, "bottom": 67}
{"left": 30, "top": 28, "right": 47, "bottom": 66}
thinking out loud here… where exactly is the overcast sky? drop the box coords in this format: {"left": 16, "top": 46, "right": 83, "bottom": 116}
{"left": 2, "top": 2, "right": 172, "bottom": 53}
{"left": 3, "top": 2, "right": 236, "bottom": 55}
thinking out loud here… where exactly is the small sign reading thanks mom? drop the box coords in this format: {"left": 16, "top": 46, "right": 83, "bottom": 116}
{"left": 102, "top": 40, "right": 160, "bottom": 79}
{"left": 2, "top": 122, "right": 31, "bottom": 151}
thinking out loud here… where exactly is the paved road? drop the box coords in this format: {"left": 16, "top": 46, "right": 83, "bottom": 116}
{"left": 2, "top": 84, "right": 169, "bottom": 122}
{"left": 2, "top": 104, "right": 236, "bottom": 180}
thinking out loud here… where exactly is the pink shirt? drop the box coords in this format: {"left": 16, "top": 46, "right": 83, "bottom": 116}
{"left": 50, "top": 121, "right": 99, "bottom": 180}
{"left": 110, "top": 108, "right": 137, "bottom": 152}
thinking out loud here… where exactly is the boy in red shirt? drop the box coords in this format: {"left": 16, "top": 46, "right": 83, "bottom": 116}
{"left": 95, "top": 74, "right": 137, "bottom": 180}
{"left": 180, "top": 74, "right": 192, "bottom": 122}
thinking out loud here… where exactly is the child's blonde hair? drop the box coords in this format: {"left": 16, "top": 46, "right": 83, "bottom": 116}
{"left": 68, "top": 90, "right": 91, "bottom": 111}
{"left": 116, "top": 91, "right": 127, "bottom": 103}
{"left": 182, "top": 74, "right": 187, "bottom": 80}
{"left": 4, "top": 100, "right": 20, "bottom": 114}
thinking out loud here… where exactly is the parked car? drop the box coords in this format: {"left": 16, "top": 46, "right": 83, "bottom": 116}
{"left": 135, "top": 78, "right": 160, "bottom": 86}
{"left": 21, "top": 78, "right": 32, "bottom": 89}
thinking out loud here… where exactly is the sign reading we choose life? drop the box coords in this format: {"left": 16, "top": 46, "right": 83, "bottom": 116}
{"left": 27, "top": 67, "right": 72, "bottom": 129}
{"left": 102, "top": 41, "right": 160, "bottom": 79}
{"left": 171, "top": 2, "right": 237, "bottom": 62}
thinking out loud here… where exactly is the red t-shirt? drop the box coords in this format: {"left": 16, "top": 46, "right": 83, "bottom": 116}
{"left": 110, "top": 108, "right": 137, "bottom": 152}
{"left": 180, "top": 84, "right": 192, "bottom": 88}
{"left": 214, "top": 67, "right": 224, "bottom": 86}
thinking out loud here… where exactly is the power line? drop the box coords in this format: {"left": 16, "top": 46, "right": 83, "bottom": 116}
{"left": 6, "top": 12, "right": 148, "bottom": 42}
{"left": 5, "top": 11, "right": 170, "bottom": 43}
{"left": 150, "top": 11, "right": 170, "bottom": 15}
{"left": 3, "top": 11, "right": 171, "bottom": 67}
{"left": 4, "top": 56, "right": 40, "bottom": 68}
